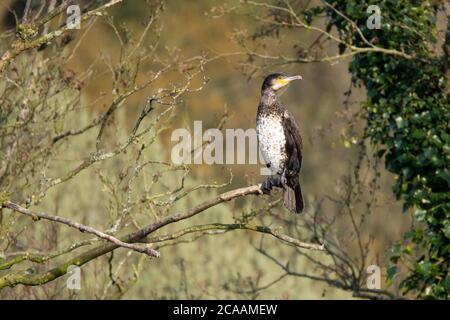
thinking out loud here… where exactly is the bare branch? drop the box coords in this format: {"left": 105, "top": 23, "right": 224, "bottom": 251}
{"left": 0, "top": 183, "right": 324, "bottom": 289}
{"left": 146, "top": 223, "right": 326, "bottom": 251}
{"left": 0, "top": 0, "right": 124, "bottom": 73}
{"left": 1, "top": 201, "right": 160, "bottom": 258}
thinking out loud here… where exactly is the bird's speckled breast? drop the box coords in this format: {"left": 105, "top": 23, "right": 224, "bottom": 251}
{"left": 256, "top": 114, "right": 286, "bottom": 174}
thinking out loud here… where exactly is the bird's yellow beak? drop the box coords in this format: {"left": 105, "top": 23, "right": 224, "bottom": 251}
{"left": 275, "top": 75, "right": 302, "bottom": 87}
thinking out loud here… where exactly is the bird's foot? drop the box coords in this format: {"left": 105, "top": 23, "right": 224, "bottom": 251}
{"left": 261, "top": 178, "right": 273, "bottom": 194}
{"left": 261, "top": 176, "right": 282, "bottom": 194}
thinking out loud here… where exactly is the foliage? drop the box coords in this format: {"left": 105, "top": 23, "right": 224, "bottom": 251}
{"left": 324, "top": 0, "right": 449, "bottom": 298}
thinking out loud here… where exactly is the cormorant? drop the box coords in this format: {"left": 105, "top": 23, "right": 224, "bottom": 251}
{"left": 257, "top": 73, "right": 304, "bottom": 213}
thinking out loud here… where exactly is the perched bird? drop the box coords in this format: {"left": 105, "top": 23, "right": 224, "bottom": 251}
{"left": 256, "top": 73, "right": 304, "bottom": 213}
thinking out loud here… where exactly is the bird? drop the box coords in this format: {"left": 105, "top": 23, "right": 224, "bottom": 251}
{"left": 256, "top": 73, "right": 304, "bottom": 213}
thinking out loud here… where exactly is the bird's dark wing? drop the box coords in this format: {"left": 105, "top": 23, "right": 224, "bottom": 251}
{"left": 281, "top": 109, "right": 304, "bottom": 213}
{"left": 282, "top": 109, "right": 302, "bottom": 179}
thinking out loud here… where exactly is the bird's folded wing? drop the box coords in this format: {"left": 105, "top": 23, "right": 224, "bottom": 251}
{"left": 282, "top": 110, "right": 303, "bottom": 176}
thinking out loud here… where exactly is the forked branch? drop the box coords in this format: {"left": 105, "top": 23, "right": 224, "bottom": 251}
{"left": 1, "top": 201, "right": 160, "bottom": 258}
{"left": 0, "top": 184, "right": 325, "bottom": 289}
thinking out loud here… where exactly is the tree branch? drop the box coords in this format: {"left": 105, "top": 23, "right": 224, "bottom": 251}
{"left": 1, "top": 201, "right": 160, "bottom": 258}
{"left": 0, "top": 184, "right": 325, "bottom": 289}
{"left": 0, "top": 239, "right": 95, "bottom": 271}
{"left": 145, "top": 223, "right": 325, "bottom": 251}
{"left": 0, "top": 0, "right": 124, "bottom": 73}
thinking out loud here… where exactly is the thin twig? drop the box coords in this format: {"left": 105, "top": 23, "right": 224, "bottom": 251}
{"left": 0, "top": 183, "right": 324, "bottom": 289}
{"left": 145, "top": 223, "right": 325, "bottom": 251}
{"left": 1, "top": 201, "right": 160, "bottom": 258}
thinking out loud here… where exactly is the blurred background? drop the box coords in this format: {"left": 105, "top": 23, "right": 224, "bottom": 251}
{"left": 0, "top": 0, "right": 412, "bottom": 299}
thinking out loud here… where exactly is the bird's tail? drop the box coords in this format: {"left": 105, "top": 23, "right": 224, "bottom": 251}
{"left": 283, "top": 182, "right": 304, "bottom": 214}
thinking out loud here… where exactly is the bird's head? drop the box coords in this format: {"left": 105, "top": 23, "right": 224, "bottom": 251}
{"left": 261, "top": 73, "right": 302, "bottom": 93}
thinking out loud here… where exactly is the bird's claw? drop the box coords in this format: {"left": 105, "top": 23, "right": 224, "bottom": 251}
{"left": 261, "top": 178, "right": 273, "bottom": 194}
{"left": 261, "top": 176, "right": 282, "bottom": 194}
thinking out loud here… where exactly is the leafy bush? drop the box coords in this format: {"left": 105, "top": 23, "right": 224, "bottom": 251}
{"left": 325, "top": 0, "right": 449, "bottom": 298}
